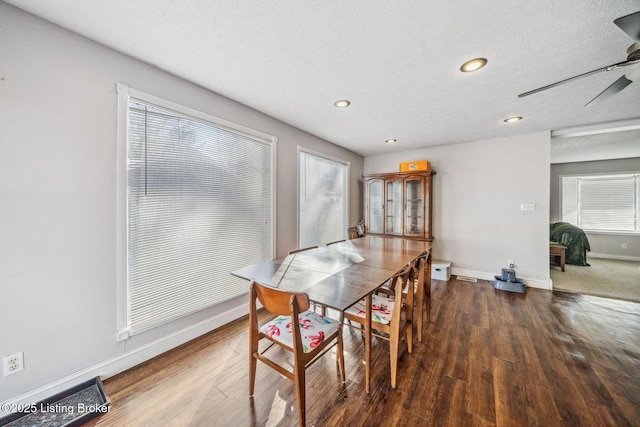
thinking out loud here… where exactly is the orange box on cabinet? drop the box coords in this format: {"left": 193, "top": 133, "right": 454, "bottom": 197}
{"left": 400, "top": 160, "right": 430, "bottom": 172}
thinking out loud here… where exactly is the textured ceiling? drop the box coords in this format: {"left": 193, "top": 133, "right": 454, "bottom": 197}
{"left": 4, "top": 0, "right": 640, "bottom": 156}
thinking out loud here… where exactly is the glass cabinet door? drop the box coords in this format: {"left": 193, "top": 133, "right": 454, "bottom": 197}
{"left": 367, "top": 179, "right": 384, "bottom": 234}
{"left": 405, "top": 177, "right": 424, "bottom": 236}
{"left": 386, "top": 179, "right": 403, "bottom": 235}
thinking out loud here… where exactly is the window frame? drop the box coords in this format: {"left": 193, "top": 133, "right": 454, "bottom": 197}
{"left": 116, "top": 83, "right": 277, "bottom": 340}
{"left": 560, "top": 171, "right": 640, "bottom": 236}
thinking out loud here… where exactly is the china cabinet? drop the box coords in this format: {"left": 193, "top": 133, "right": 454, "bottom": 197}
{"left": 363, "top": 170, "right": 435, "bottom": 241}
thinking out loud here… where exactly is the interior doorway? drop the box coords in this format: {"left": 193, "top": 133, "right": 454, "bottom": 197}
{"left": 549, "top": 123, "right": 640, "bottom": 302}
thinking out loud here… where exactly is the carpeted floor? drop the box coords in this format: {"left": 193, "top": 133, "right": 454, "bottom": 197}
{"left": 551, "top": 257, "right": 640, "bottom": 303}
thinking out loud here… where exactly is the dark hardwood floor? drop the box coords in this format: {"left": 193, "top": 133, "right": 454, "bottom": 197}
{"left": 86, "top": 278, "right": 640, "bottom": 426}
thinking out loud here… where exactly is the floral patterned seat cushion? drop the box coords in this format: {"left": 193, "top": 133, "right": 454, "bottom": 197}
{"left": 260, "top": 311, "right": 341, "bottom": 353}
{"left": 344, "top": 294, "right": 396, "bottom": 325}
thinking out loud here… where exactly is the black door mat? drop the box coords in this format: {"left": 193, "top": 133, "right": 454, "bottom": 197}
{"left": 0, "top": 377, "right": 110, "bottom": 427}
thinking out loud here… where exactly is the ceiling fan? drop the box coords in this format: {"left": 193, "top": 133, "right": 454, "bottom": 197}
{"left": 518, "top": 10, "right": 640, "bottom": 107}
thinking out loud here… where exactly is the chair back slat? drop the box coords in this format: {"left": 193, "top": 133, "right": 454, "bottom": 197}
{"left": 326, "top": 239, "right": 346, "bottom": 246}
{"left": 387, "top": 263, "right": 414, "bottom": 296}
{"left": 288, "top": 246, "right": 318, "bottom": 254}
{"left": 414, "top": 250, "right": 431, "bottom": 280}
{"left": 253, "top": 281, "right": 310, "bottom": 315}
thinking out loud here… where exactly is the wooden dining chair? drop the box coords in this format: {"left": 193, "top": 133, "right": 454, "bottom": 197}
{"left": 343, "top": 263, "right": 415, "bottom": 388}
{"left": 249, "top": 281, "right": 345, "bottom": 426}
{"left": 412, "top": 251, "right": 432, "bottom": 342}
{"left": 379, "top": 252, "right": 432, "bottom": 342}
{"left": 288, "top": 245, "right": 318, "bottom": 254}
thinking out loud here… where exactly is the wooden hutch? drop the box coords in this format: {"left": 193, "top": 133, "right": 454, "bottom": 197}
{"left": 362, "top": 170, "right": 435, "bottom": 241}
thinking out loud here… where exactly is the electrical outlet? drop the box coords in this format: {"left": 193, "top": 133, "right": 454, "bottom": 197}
{"left": 3, "top": 352, "right": 24, "bottom": 376}
{"left": 622, "top": 243, "right": 627, "bottom": 249}
{"left": 508, "top": 259, "right": 515, "bottom": 268}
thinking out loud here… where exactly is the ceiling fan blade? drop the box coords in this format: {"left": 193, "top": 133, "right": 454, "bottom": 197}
{"left": 517, "top": 60, "right": 633, "bottom": 98}
{"left": 614, "top": 11, "right": 640, "bottom": 42}
{"left": 585, "top": 75, "right": 633, "bottom": 107}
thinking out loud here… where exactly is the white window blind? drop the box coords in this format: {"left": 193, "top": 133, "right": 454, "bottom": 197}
{"left": 561, "top": 174, "right": 639, "bottom": 233}
{"left": 122, "top": 93, "right": 274, "bottom": 335}
{"left": 298, "top": 148, "right": 349, "bottom": 247}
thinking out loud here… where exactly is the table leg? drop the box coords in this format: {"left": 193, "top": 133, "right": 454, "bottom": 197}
{"left": 560, "top": 250, "right": 565, "bottom": 272}
{"left": 365, "top": 293, "right": 372, "bottom": 394}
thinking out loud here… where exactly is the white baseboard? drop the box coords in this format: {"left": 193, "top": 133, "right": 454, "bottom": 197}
{"left": 0, "top": 303, "right": 249, "bottom": 416}
{"left": 450, "top": 267, "right": 494, "bottom": 282}
{"left": 589, "top": 253, "right": 640, "bottom": 262}
{"left": 520, "top": 277, "right": 552, "bottom": 290}
{"left": 450, "top": 267, "right": 552, "bottom": 290}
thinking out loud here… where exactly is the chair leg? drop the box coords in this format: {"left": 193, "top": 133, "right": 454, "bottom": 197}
{"left": 249, "top": 354, "right": 257, "bottom": 396}
{"left": 337, "top": 332, "right": 346, "bottom": 383}
{"left": 425, "top": 292, "right": 431, "bottom": 322}
{"left": 425, "top": 267, "right": 432, "bottom": 322}
{"left": 407, "top": 315, "right": 413, "bottom": 355}
{"left": 416, "top": 286, "right": 424, "bottom": 343}
{"left": 389, "top": 331, "right": 400, "bottom": 389}
{"left": 249, "top": 322, "right": 258, "bottom": 396}
{"left": 294, "top": 364, "right": 306, "bottom": 426}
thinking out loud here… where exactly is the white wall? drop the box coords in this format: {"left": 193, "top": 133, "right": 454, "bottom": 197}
{"left": 366, "top": 132, "right": 551, "bottom": 287}
{"left": 0, "top": 3, "right": 363, "bottom": 405}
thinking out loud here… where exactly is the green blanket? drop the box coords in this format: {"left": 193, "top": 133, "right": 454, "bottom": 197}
{"left": 550, "top": 222, "right": 591, "bottom": 266}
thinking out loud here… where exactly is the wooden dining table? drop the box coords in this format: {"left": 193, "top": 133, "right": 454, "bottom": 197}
{"left": 231, "top": 235, "right": 431, "bottom": 392}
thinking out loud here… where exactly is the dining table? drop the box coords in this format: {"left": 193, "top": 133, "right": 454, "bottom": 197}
{"left": 231, "top": 235, "right": 431, "bottom": 392}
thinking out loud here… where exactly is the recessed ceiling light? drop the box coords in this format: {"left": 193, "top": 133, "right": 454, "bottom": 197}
{"left": 460, "top": 58, "right": 488, "bottom": 72}
{"left": 503, "top": 116, "right": 523, "bottom": 123}
{"left": 385, "top": 138, "right": 397, "bottom": 144}
{"left": 333, "top": 99, "right": 351, "bottom": 108}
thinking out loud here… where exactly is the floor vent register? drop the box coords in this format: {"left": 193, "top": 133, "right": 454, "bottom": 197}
{"left": 0, "top": 377, "right": 110, "bottom": 427}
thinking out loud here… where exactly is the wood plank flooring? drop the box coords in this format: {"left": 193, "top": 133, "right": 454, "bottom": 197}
{"left": 85, "top": 278, "right": 640, "bottom": 426}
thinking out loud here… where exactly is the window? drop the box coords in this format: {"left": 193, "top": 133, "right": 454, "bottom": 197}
{"left": 561, "top": 173, "right": 640, "bottom": 233}
{"left": 298, "top": 148, "right": 349, "bottom": 248}
{"left": 117, "top": 84, "right": 275, "bottom": 337}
